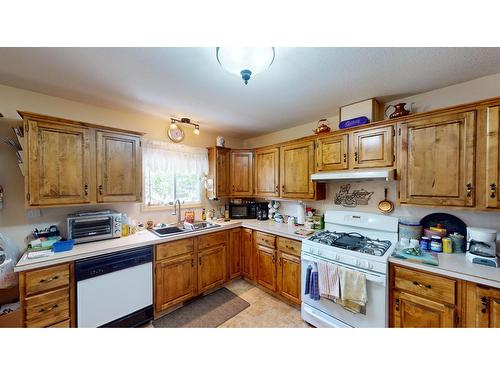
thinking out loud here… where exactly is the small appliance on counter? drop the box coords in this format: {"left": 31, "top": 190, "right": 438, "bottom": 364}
{"left": 466, "top": 227, "right": 499, "bottom": 267}
{"left": 67, "top": 210, "right": 122, "bottom": 244}
{"left": 256, "top": 202, "right": 269, "bottom": 221}
{"left": 229, "top": 199, "right": 256, "bottom": 219}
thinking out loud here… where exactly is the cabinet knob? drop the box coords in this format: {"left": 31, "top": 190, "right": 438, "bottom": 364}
{"left": 282, "top": 185, "right": 285, "bottom": 193}
{"left": 343, "top": 153, "right": 347, "bottom": 163}
{"left": 98, "top": 185, "right": 103, "bottom": 195}
{"left": 395, "top": 298, "right": 400, "bottom": 312}
{"left": 354, "top": 151, "right": 358, "bottom": 162}
{"left": 490, "top": 183, "right": 497, "bottom": 199}
{"left": 466, "top": 182, "right": 473, "bottom": 198}
{"left": 272, "top": 254, "right": 275, "bottom": 264}
{"left": 275, "top": 185, "right": 279, "bottom": 193}
{"left": 84, "top": 183, "right": 88, "bottom": 196}
{"left": 199, "top": 257, "right": 202, "bottom": 266}
{"left": 191, "top": 259, "right": 194, "bottom": 267}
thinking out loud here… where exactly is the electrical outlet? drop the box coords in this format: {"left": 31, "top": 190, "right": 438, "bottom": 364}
{"left": 26, "top": 208, "right": 41, "bottom": 218}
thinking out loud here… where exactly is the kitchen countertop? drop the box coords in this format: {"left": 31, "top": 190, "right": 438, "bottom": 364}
{"left": 14, "top": 219, "right": 313, "bottom": 272}
{"left": 389, "top": 253, "right": 500, "bottom": 289}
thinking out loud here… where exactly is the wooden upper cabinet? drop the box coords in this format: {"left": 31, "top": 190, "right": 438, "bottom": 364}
{"left": 486, "top": 106, "right": 500, "bottom": 208}
{"left": 96, "top": 131, "right": 142, "bottom": 203}
{"left": 26, "top": 119, "right": 92, "bottom": 206}
{"left": 254, "top": 147, "right": 280, "bottom": 197}
{"left": 230, "top": 150, "right": 253, "bottom": 196}
{"left": 398, "top": 111, "right": 476, "bottom": 207}
{"left": 280, "top": 140, "right": 316, "bottom": 199}
{"left": 465, "top": 282, "right": 500, "bottom": 328}
{"left": 316, "top": 133, "right": 349, "bottom": 171}
{"left": 351, "top": 125, "right": 394, "bottom": 168}
{"left": 208, "top": 147, "right": 231, "bottom": 198}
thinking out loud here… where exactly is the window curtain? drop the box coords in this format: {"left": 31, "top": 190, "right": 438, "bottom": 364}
{"left": 143, "top": 140, "right": 208, "bottom": 205}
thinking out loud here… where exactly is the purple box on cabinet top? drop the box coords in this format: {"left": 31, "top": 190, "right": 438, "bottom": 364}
{"left": 338, "top": 116, "right": 370, "bottom": 129}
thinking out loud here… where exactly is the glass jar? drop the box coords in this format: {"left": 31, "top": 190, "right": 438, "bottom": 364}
{"left": 430, "top": 236, "right": 443, "bottom": 252}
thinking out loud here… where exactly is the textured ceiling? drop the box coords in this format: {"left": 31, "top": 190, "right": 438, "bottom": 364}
{"left": 1, "top": 47, "right": 500, "bottom": 137}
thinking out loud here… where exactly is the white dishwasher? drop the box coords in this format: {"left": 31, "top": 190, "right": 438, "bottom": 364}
{"left": 75, "top": 246, "right": 153, "bottom": 328}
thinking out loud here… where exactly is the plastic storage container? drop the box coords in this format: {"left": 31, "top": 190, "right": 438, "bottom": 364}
{"left": 52, "top": 239, "right": 75, "bottom": 253}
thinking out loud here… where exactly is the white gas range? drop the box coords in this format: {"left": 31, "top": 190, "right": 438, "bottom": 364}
{"left": 301, "top": 210, "right": 399, "bottom": 328}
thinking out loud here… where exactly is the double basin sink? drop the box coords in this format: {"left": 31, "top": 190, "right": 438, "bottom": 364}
{"left": 149, "top": 221, "right": 221, "bottom": 238}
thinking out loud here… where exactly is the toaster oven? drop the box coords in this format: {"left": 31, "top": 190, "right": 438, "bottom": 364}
{"left": 67, "top": 210, "right": 122, "bottom": 244}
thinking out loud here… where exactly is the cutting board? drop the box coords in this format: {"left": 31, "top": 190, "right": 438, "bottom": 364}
{"left": 392, "top": 249, "right": 439, "bottom": 266}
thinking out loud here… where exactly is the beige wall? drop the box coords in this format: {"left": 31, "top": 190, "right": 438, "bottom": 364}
{"left": 0, "top": 84, "right": 238, "bottom": 248}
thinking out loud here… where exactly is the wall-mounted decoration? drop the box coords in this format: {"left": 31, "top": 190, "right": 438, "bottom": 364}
{"left": 334, "top": 184, "right": 374, "bottom": 207}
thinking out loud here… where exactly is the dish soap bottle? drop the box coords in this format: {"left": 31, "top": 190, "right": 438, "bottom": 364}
{"left": 201, "top": 208, "right": 206, "bottom": 221}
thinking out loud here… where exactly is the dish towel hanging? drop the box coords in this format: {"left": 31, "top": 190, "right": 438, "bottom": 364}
{"left": 308, "top": 263, "right": 320, "bottom": 301}
{"left": 317, "top": 260, "right": 340, "bottom": 300}
{"left": 337, "top": 267, "right": 367, "bottom": 314}
{"left": 304, "top": 265, "right": 312, "bottom": 295}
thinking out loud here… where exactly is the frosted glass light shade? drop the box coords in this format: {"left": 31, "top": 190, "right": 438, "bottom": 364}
{"left": 216, "top": 47, "right": 275, "bottom": 84}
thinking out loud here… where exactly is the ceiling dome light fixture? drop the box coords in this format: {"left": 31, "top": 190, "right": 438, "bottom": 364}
{"left": 216, "top": 47, "right": 275, "bottom": 85}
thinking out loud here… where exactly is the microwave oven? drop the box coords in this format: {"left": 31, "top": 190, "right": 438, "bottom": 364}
{"left": 67, "top": 210, "right": 122, "bottom": 244}
{"left": 229, "top": 200, "right": 257, "bottom": 219}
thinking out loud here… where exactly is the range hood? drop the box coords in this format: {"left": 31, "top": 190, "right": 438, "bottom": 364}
{"left": 311, "top": 168, "right": 395, "bottom": 182}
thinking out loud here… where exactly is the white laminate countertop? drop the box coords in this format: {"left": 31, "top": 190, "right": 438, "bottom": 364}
{"left": 14, "top": 219, "right": 312, "bottom": 272}
{"left": 389, "top": 253, "right": 500, "bottom": 289}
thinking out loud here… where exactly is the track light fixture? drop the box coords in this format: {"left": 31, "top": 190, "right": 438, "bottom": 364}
{"left": 169, "top": 117, "right": 201, "bottom": 135}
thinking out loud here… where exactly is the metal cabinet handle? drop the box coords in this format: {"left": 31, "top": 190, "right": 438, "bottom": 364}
{"left": 272, "top": 254, "right": 275, "bottom": 264}
{"left": 98, "top": 185, "right": 103, "bottom": 195}
{"left": 39, "top": 304, "right": 58, "bottom": 313}
{"left": 199, "top": 257, "right": 202, "bottom": 266}
{"left": 343, "top": 153, "right": 347, "bottom": 163}
{"left": 466, "top": 183, "right": 473, "bottom": 198}
{"left": 490, "top": 183, "right": 497, "bottom": 199}
{"left": 191, "top": 259, "right": 194, "bottom": 267}
{"left": 395, "top": 298, "right": 400, "bottom": 312}
{"left": 279, "top": 257, "right": 282, "bottom": 266}
{"left": 481, "top": 296, "right": 489, "bottom": 313}
{"left": 39, "top": 275, "right": 59, "bottom": 283}
{"left": 275, "top": 185, "right": 279, "bottom": 193}
{"left": 84, "top": 183, "right": 88, "bottom": 196}
{"left": 282, "top": 185, "right": 285, "bottom": 193}
{"left": 354, "top": 151, "right": 358, "bottom": 162}
{"left": 413, "top": 280, "right": 431, "bottom": 289}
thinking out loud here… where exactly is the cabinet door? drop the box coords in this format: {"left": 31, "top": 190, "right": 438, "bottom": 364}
{"left": 231, "top": 150, "right": 254, "bottom": 196}
{"left": 217, "top": 147, "right": 231, "bottom": 197}
{"left": 351, "top": 126, "right": 394, "bottom": 168}
{"left": 277, "top": 251, "right": 301, "bottom": 305}
{"left": 229, "top": 229, "right": 242, "bottom": 279}
{"left": 465, "top": 282, "right": 500, "bottom": 328}
{"left": 96, "top": 131, "right": 142, "bottom": 202}
{"left": 242, "top": 228, "right": 254, "bottom": 280}
{"left": 256, "top": 244, "right": 276, "bottom": 291}
{"left": 398, "top": 111, "right": 476, "bottom": 207}
{"left": 486, "top": 106, "right": 500, "bottom": 208}
{"left": 27, "top": 119, "right": 92, "bottom": 206}
{"left": 155, "top": 253, "right": 196, "bottom": 313}
{"left": 316, "top": 134, "right": 349, "bottom": 171}
{"left": 198, "top": 245, "right": 227, "bottom": 294}
{"left": 255, "top": 147, "right": 280, "bottom": 197}
{"left": 280, "top": 140, "right": 315, "bottom": 199}
{"left": 392, "top": 290, "right": 455, "bottom": 328}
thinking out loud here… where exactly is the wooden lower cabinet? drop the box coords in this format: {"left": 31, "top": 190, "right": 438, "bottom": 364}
{"left": 155, "top": 253, "right": 196, "bottom": 313}
{"left": 242, "top": 228, "right": 254, "bottom": 280}
{"left": 392, "top": 290, "right": 455, "bottom": 328}
{"left": 277, "top": 251, "right": 301, "bottom": 305}
{"left": 465, "top": 282, "right": 500, "bottom": 328}
{"left": 19, "top": 262, "right": 75, "bottom": 328}
{"left": 228, "top": 228, "right": 242, "bottom": 279}
{"left": 256, "top": 244, "right": 277, "bottom": 292}
{"left": 198, "top": 244, "right": 227, "bottom": 294}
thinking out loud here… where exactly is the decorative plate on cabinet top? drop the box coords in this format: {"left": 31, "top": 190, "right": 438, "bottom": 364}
{"left": 167, "top": 126, "right": 185, "bottom": 143}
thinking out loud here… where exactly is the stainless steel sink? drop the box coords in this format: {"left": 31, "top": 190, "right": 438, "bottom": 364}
{"left": 149, "top": 221, "right": 221, "bottom": 238}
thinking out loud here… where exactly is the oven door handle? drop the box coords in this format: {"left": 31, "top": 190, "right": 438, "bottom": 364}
{"left": 301, "top": 253, "right": 386, "bottom": 286}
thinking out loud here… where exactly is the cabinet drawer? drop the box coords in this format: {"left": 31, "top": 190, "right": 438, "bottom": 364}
{"left": 255, "top": 231, "right": 276, "bottom": 249}
{"left": 394, "top": 266, "right": 456, "bottom": 305}
{"left": 277, "top": 237, "right": 301, "bottom": 256}
{"left": 156, "top": 238, "right": 194, "bottom": 261}
{"left": 24, "top": 264, "right": 70, "bottom": 296}
{"left": 25, "top": 288, "right": 70, "bottom": 327}
{"left": 198, "top": 231, "right": 227, "bottom": 250}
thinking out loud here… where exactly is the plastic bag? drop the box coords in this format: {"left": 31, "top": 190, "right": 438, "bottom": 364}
{"left": 0, "top": 233, "right": 21, "bottom": 288}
